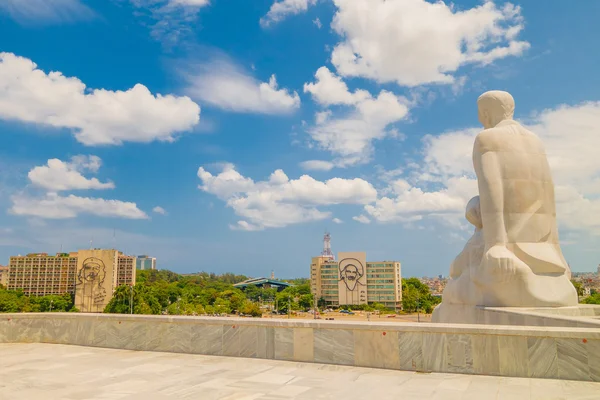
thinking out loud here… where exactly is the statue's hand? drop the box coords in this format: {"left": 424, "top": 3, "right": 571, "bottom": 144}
{"left": 474, "top": 245, "right": 529, "bottom": 285}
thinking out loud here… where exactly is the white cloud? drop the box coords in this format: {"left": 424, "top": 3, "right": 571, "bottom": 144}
{"left": 152, "top": 206, "right": 167, "bottom": 215}
{"left": 303, "top": 66, "right": 370, "bottom": 107}
{"left": 28, "top": 155, "right": 114, "bottom": 191}
{"left": 363, "top": 101, "right": 600, "bottom": 235}
{"left": 299, "top": 160, "right": 335, "bottom": 171}
{"left": 0, "top": 0, "right": 95, "bottom": 25}
{"left": 260, "top": 0, "right": 317, "bottom": 28}
{"left": 129, "top": 0, "right": 211, "bottom": 45}
{"left": 329, "top": 0, "right": 530, "bottom": 87}
{"left": 10, "top": 193, "right": 148, "bottom": 220}
{"left": 198, "top": 163, "right": 377, "bottom": 230}
{"left": 168, "top": 0, "right": 210, "bottom": 6}
{"left": 0, "top": 52, "right": 200, "bottom": 145}
{"left": 184, "top": 57, "right": 300, "bottom": 115}
{"left": 304, "top": 67, "right": 409, "bottom": 166}
{"left": 11, "top": 156, "right": 149, "bottom": 220}
{"left": 332, "top": 217, "right": 343, "bottom": 224}
{"left": 352, "top": 215, "right": 370, "bottom": 224}
{"left": 313, "top": 17, "right": 322, "bottom": 29}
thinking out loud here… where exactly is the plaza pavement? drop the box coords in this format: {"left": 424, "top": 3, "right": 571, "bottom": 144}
{"left": 0, "top": 343, "right": 598, "bottom": 399}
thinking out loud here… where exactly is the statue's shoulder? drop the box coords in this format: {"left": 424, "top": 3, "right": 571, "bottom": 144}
{"left": 475, "top": 122, "right": 541, "bottom": 153}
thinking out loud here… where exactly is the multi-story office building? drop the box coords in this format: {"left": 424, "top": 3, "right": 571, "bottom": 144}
{"left": 136, "top": 255, "right": 156, "bottom": 270}
{"left": 7, "top": 249, "right": 136, "bottom": 312}
{"left": 310, "top": 252, "right": 402, "bottom": 309}
{"left": 0, "top": 265, "right": 9, "bottom": 287}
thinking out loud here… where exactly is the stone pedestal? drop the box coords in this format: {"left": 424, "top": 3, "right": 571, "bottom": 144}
{"left": 432, "top": 303, "right": 600, "bottom": 328}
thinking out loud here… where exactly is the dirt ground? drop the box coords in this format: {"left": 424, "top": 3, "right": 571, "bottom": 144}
{"left": 263, "top": 311, "right": 432, "bottom": 323}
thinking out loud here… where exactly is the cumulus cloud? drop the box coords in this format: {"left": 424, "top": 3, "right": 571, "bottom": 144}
{"left": 260, "top": 0, "right": 317, "bottom": 28}
{"left": 299, "top": 160, "right": 335, "bottom": 171}
{"left": 197, "top": 163, "right": 377, "bottom": 230}
{"left": 10, "top": 193, "right": 148, "bottom": 220}
{"left": 363, "top": 101, "right": 600, "bottom": 235}
{"left": 332, "top": 217, "right": 343, "bottom": 224}
{"left": 0, "top": 52, "right": 200, "bottom": 145}
{"left": 152, "top": 206, "right": 167, "bottom": 215}
{"left": 329, "top": 0, "right": 530, "bottom": 87}
{"left": 184, "top": 57, "right": 300, "bottom": 114}
{"left": 303, "top": 67, "right": 409, "bottom": 166}
{"left": 0, "top": 0, "right": 95, "bottom": 25}
{"left": 352, "top": 215, "right": 370, "bottom": 224}
{"left": 28, "top": 155, "right": 114, "bottom": 191}
{"left": 11, "top": 156, "right": 147, "bottom": 220}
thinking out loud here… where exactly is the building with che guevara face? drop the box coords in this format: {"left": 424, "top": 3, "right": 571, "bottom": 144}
{"left": 6, "top": 249, "right": 137, "bottom": 312}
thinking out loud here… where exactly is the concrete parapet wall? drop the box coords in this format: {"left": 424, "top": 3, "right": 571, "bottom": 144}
{"left": 1, "top": 313, "right": 600, "bottom": 382}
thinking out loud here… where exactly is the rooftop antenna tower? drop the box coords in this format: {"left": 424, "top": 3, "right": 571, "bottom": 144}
{"left": 321, "top": 231, "right": 334, "bottom": 260}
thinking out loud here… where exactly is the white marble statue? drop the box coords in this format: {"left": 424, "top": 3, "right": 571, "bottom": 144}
{"left": 435, "top": 90, "right": 577, "bottom": 316}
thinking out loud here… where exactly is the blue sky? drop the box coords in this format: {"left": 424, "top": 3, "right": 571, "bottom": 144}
{"left": 1, "top": 0, "right": 599, "bottom": 278}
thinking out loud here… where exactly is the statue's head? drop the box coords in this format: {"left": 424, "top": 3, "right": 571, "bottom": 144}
{"left": 477, "top": 90, "right": 515, "bottom": 129}
{"left": 465, "top": 196, "right": 482, "bottom": 230}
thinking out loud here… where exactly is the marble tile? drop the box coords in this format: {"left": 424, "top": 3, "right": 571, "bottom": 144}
{"left": 223, "top": 325, "right": 241, "bottom": 357}
{"left": 190, "top": 324, "right": 222, "bottom": 356}
{"left": 90, "top": 319, "right": 108, "bottom": 348}
{"left": 293, "top": 328, "right": 314, "bottom": 363}
{"left": 527, "top": 337, "right": 558, "bottom": 379}
{"left": 498, "top": 335, "right": 529, "bottom": 377}
{"left": 586, "top": 339, "right": 600, "bottom": 382}
{"left": 557, "top": 338, "right": 590, "bottom": 381}
{"left": 71, "top": 319, "right": 91, "bottom": 346}
{"left": 105, "top": 320, "right": 136, "bottom": 350}
{"left": 398, "top": 331, "right": 423, "bottom": 371}
{"left": 274, "top": 327, "right": 294, "bottom": 361}
{"left": 314, "top": 329, "right": 354, "bottom": 366}
{"left": 239, "top": 326, "right": 258, "bottom": 358}
{"left": 422, "top": 333, "right": 447, "bottom": 372}
{"left": 354, "top": 330, "right": 400, "bottom": 370}
{"left": 152, "top": 323, "right": 192, "bottom": 353}
{"left": 0, "top": 318, "right": 9, "bottom": 343}
{"left": 10, "top": 318, "right": 43, "bottom": 343}
{"left": 446, "top": 334, "right": 473, "bottom": 374}
{"left": 257, "top": 327, "right": 274, "bottom": 359}
{"left": 145, "top": 321, "right": 168, "bottom": 351}
{"left": 472, "top": 334, "right": 500, "bottom": 376}
{"left": 42, "top": 318, "right": 73, "bottom": 344}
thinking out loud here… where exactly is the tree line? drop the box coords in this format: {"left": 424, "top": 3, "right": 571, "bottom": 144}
{"left": 0, "top": 270, "right": 476, "bottom": 315}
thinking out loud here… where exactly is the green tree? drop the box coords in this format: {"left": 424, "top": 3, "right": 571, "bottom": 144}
{"left": 298, "top": 294, "right": 313, "bottom": 310}
{"left": 213, "top": 297, "right": 231, "bottom": 314}
{"left": 239, "top": 300, "right": 262, "bottom": 317}
{"left": 571, "top": 280, "right": 584, "bottom": 297}
{"left": 402, "top": 278, "right": 440, "bottom": 313}
{"left": 582, "top": 293, "right": 600, "bottom": 305}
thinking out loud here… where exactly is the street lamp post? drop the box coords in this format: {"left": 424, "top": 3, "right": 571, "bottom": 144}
{"left": 49, "top": 299, "right": 53, "bottom": 312}
{"left": 129, "top": 285, "right": 133, "bottom": 315}
{"left": 416, "top": 292, "right": 420, "bottom": 323}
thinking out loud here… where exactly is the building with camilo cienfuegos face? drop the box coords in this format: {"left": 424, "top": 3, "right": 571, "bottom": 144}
{"left": 311, "top": 252, "right": 402, "bottom": 309}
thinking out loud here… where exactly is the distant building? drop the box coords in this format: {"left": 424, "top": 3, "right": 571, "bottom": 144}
{"left": 311, "top": 252, "right": 402, "bottom": 309}
{"left": 233, "top": 277, "right": 291, "bottom": 292}
{"left": 136, "top": 255, "right": 156, "bottom": 271}
{"left": 0, "top": 265, "right": 8, "bottom": 287}
{"left": 6, "top": 249, "right": 136, "bottom": 312}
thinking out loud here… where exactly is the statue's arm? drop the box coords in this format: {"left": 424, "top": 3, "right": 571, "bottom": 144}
{"left": 473, "top": 134, "right": 507, "bottom": 247}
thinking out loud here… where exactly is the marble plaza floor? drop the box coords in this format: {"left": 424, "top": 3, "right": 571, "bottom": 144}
{"left": 1, "top": 344, "right": 599, "bottom": 400}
